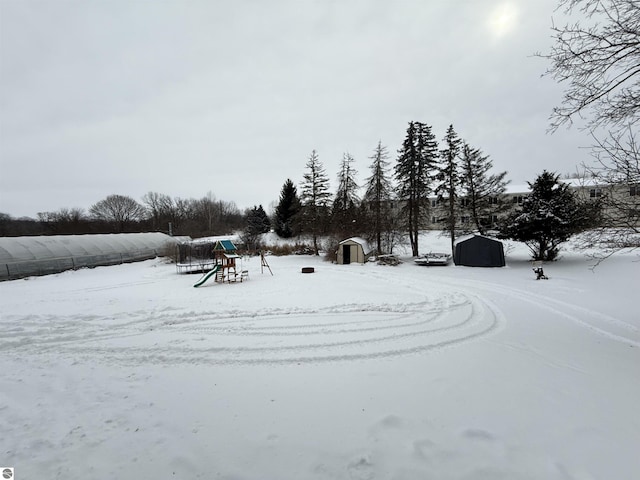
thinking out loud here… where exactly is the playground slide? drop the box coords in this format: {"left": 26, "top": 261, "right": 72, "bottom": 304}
{"left": 193, "top": 265, "right": 219, "bottom": 288}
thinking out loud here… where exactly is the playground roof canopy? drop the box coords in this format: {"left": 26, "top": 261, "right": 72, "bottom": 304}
{"left": 213, "top": 239, "right": 237, "bottom": 251}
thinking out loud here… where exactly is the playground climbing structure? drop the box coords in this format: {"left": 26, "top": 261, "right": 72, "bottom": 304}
{"left": 177, "top": 239, "right": 247, "bottom": 286}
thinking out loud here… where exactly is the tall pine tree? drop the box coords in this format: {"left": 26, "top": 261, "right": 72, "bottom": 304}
{"left": 363, "top": 141, "right": 394, "bottom": 254}
{"left": 435, "top": 124, "right": 462, "bottom": 255}
{"left": 300, "top": 150, "right": 332, "bottom": 255}
{"left": 332, "top": 152, "right": 360, "bottom": 236}
{"left": 395, "top": 122, "right": 438, "bottom": 256}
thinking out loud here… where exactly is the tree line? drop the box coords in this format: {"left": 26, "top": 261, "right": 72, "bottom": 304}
{"left": 0, "top": 192, "right": 245, "bottom": 238}
{"left": 228, "top": 0, "right": 639, "bottom": 263}
{"left": 0, "top": 121, "right": 511, "bottom": 250}
{"left": 5, "top": 0, "right": 638, "bottom": 263}
{"left": 1, "top": 120, "right": 604, "bottom": 263}
{"left": 267, "top": 0, "right": 640, "bottom": 262}
{"left": 259, "top": 122, "right": 513, "bottom": 257}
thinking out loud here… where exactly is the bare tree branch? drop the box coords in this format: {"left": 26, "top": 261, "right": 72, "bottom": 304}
{"left": 539, "top": 0, "right": 640, "bottom": 132}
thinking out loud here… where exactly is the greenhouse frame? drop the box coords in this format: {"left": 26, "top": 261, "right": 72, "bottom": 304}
{"left": 0, "top": 232, "right": 179, "bottom": 281}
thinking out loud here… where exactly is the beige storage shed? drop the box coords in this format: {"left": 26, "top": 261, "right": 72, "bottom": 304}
{"left": 337, "top": 237, "right": 371, "bottom": 265}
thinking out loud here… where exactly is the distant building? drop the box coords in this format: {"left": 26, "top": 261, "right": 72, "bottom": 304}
{"left": 425, "top": 179, "right": 639, "bottom": 230}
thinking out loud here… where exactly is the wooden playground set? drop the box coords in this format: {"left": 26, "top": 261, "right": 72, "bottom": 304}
{"left": 176, "top": 239, "right": 271, "bottom": 287}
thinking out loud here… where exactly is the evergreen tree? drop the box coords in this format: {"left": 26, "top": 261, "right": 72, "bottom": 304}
{"left": 435, "top": 124, "right": 462, "bottom": 254}
{"left": 300, "top": 150, "right": 332, "bottom": 255}
{"left": 274, "top": 179, "right": 301, "bottom": 238}
{"left": 498, "top": 170, "right": 601, "bottom": 261}
{"left": 363, "top": 141, "right": 394, "bottom": 254}
{"left": 395, "top": 122, "right": 438, "bottom": 256}
{"left": 242, "top": 205, "right": 271, "bottom": 251}
{"left": 331, "top": 152, "right": 360, "bottom": 236}
{"left": 459, "top": 143, "right": 510, "bottom": 235}
{"left": 256, "top": 205, "right": 271, "bottom": 233}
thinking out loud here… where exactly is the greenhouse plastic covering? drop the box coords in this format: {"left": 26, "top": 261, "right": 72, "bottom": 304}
{"left": 0, "top": 233, "right": 178, "bottom": 281}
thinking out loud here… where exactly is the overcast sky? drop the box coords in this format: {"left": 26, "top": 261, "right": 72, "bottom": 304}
{"left": 0, "top": 0, "right": 594, "bottom": 218}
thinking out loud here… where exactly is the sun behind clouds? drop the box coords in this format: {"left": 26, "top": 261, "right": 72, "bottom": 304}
{"left": 487, "top": 2, "right": 518, "bottom": 39}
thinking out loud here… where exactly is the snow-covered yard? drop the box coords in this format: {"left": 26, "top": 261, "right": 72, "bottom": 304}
{"left": 1, "top": 235, "right": 638, "bottom": 479}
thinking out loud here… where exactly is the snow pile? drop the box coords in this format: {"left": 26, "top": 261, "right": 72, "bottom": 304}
{"left": 1, "top": 234, "right": 638, "bottom": 479}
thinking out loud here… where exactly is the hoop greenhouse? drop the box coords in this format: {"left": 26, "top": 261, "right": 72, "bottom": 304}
{"left": 0, "top": 232, "right": 178, "bottom": 281}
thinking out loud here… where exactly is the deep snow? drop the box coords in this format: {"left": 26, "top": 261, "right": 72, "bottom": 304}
{"left": 1, "top": 234, "right": 639, "bottom": 479}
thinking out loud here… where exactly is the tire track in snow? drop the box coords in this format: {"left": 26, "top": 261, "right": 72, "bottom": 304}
{"left": 431, "top": 276, "right": 640, "bottom": 348}
{"left": 1, "top": 292, "right": 503, "bottom": 366}
{"left": 0, "top": 264, "right": 508, "bottom": 365}
{"left": 52, "top": 294, "right": 501, "bottom": 366}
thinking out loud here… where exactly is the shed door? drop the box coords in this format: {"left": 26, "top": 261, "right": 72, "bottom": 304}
{"left": 343, "top": 245, "right": 351, "bottom": 264}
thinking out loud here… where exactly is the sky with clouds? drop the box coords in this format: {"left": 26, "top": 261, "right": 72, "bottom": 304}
{"left": 0, "top": 0, "right": 594, "bottom": 218}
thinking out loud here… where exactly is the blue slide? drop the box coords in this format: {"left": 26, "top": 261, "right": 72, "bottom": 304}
{"left": 193, "top": 265, "right": 220, "bottom": 288}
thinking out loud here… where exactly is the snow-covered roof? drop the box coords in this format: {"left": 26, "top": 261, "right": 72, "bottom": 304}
{"left": 454, "top": 234, "right": 503, "bottom": 245}
{"left": 190, "top": 234, "right": 241, "bottom": 244}
{"left": 339, "top": 237, "right": 372, "bottom": 253}
{"left": 561, "top": 178, "right": 607, "bottom": 188}
{"left": 504, "top": 184, "right": 531, "bottom": 194}
{"left": 505, "top": 178, "right": 607, "bottom": 194}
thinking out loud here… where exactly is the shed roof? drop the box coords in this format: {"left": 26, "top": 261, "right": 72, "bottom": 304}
{"left": 454, "top": 234, "right": 502, "bottom": 246}
{"left": 339, "top": 237, "right": 371, "bottom": 253}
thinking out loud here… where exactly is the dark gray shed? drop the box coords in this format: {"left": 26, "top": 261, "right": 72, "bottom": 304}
{"left": 454, "top": 235, "right": 505, "bottom": 267}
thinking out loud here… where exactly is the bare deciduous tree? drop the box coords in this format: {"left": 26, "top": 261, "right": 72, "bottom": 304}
{"left": 541, "top": 0, "right": 640, "bottom": 258}
{"left": 459, "top": 143, "right": 510, "bottom": 235}
{"left": 577, "top": 127, "right": 640, "bottom": 258}
{"left": 89, "top": 194, "right": 146, "bottom": 232}
{"left": 37, "top": 208, "right": 88, "bottom": 234}
{"left": 541, "top": 0, "right": 640, "bottom": 132}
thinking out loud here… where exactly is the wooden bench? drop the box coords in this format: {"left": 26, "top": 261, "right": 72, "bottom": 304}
{"left": 227, "top": 270, "right": 249, "bottom": 283}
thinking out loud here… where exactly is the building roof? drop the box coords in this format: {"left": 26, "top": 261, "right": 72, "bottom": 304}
{"left": 454, "top": 234, "right": 503, "bottom": 246}
{"left": 339, "top": 237, "right": 372, "bottom": 253}
{"left": 505, "top": 178, "right": 606, "bottom": 194}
